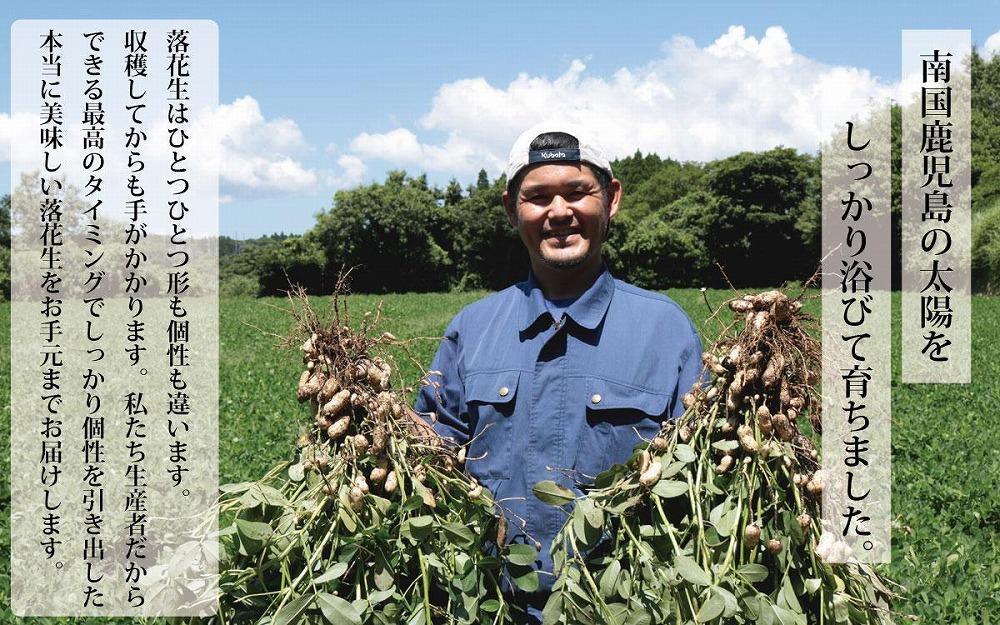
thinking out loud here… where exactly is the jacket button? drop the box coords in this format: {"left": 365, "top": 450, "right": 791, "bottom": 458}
{"left": 499, "top": 386, "right": 509, "bottom": 397}
{"left": 591, "top": 393, "right": 602, "bottom": 404}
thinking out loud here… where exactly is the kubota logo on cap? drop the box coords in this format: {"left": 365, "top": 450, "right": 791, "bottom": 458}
{"left": 527, "top": 147, "right": 581, "bottom": 164}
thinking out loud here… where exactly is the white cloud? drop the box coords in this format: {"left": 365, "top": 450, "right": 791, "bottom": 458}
{"left": 706, "top": 25, "right": 794, "bottom": 67}
{"left": 192, "top": 96, "right": 318, "bottom": 195}
{"left": 0, "top": 112, "right": 38, "bottom": 165}
{"left": 985, "top": 29, "right": 1000, "bottom": 57}
{"left": 342, "top": 25, "right": 897, "bottom": 179}
{"left": 349, "top": 128, "right": 499, "bottom": 175}
{"left": 327, "top": 154, "right": 368, "bottom": 188}
{"left": 2, "top": 96, "right": 320, "bottom": 198}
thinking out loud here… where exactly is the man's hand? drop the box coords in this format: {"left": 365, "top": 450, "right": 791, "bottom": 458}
{"left": 403, "top": 404, "right": 440, "bottom": 441}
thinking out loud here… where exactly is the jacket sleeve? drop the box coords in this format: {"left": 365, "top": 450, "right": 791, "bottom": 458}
{"left": 413, "top": 313, "right": 469, "bottom": 445}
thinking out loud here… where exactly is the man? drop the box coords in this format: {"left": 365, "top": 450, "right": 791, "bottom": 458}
{"left": 412, "top": 121, "right": 703, "bottom": 622}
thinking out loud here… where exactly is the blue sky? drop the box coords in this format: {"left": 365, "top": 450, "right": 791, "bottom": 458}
{"left": 3, "top": 1, "right": 999, "bottom": 237}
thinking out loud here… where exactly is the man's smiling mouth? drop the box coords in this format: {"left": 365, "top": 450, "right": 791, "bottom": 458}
{"left": 543, "top": 228, "right": 582, "bottom": 239}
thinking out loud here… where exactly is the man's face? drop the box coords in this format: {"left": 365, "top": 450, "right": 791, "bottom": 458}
{"left": 504, "top": 163, "right": 621, "bottom": 273}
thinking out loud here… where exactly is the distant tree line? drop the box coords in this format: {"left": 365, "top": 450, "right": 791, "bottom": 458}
{"left": 214, "top": 49, "right": 1000, "bottom": 297}
{"left": 3, "top": 51, "right": 1000, "bottom": 300}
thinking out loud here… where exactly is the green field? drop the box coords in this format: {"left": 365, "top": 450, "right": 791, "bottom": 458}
{"left": 2, "top": 290, "right": 998, "bottom": 624}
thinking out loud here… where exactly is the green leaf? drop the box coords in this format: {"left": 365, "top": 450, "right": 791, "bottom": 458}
{"left": 713, "top": 585, "right": 740, "bottom": 618}
{"left": 313, "top": 562, "right": 349, "bottom": 584}
{"left": 406, "top": 607, "right": 426, "bottom": 625}
{"left": 758, "top": 601, "right": 776, "bottom": 625}
{"left": 580, "top": 497, "right": 604, "bottom": 531}
{"left": 511, "top": 568, "right": 540, "bottom": 592}
{"left": 737, "top": 563, "right": 769, "bottom": 583}
{"left": 235, "top": 518, "right": 272, "bottom": 555}
{"left": 652, "top": 479, "right": 688, "bottom": 499}
{"left": 674, "top": 554, "right": 712, "bottom": 587}
{"left": 351, "top": 599, "right": 367, "bottom": 617}
{"left": 373, "top": 562, "right": 394, "bottom": 591}
{"left": 804, "top": 578, "right": 821, "bottom": 594}
{"left": 833, "top": 592, "right": 850, "bottom": 623}
{"left": 403, "top": 515, "right": 435, "bottom": 540}
{"left": 337, "top": 506, "right": 357, "bottom": 533}
{"left": 272, "top": 594, "right": 314, "bottom": 625}
{"left": 542, "top": 593, "right": 563, "bottom": 624}
{"left": 366, "top": 588, "right": 394, "bottom": 606}
{"left": 708, "top": 500, "right": 728, "bottom": 526}
{"left": 424, "top": 553, "right": 446, "bottom": 571}
{"left": 240, "top": 483, "right": 289, "bottom": 508}
{"left": 696, "top": 592, "right": 725, "bottom": 622}
{"left": 481, "top": 599, "right": 501, "bottom": 613}
{"left": 606, "top": 602, "right": 630, "bottom": 625}
{"left": 507, "top": 544, "right": 538, "bottom": 567}
{"left": 624, "top": 608, "right": 651, "bottom": 625}
{"left": 606, "top": 493, "right": 643, "bottom": 514}
{"left": 599, "top": 559, "right": 622, "bottom": 599}
{"left": 316, "top": 592, "right": 362, "bottom": 625}
{"left": 288, "top": 463, "right": 305, "bottom": 482}
{"left": 703, "top": 478, "right": 724, "bottom": 495}
{"left": 771, "top": 604, "right": 805, "bottom": 625}
{"left": 219, "top": 481, "right": 254, "bottom": 494}
{"left": 235, "top": 518, "right": 272, "bottom": 541}
{"left": 674, "top": 444, "right": 698, "bottom": 463}
{"left": 478, "top": 556, "right": 501, "bottom": 571}
{"left": 369, "top": 495, "right": 391, "bottom": 516}
{"left": 532, "top": 480, "right": 576, "bottom": 505}
{"left": 779, "top": 573, "right": 802, "bottom": 613}
{"left": 660, "top": 460, "right": 687, "bottom": 478}
{"left": 413, "top": 480, "right": 435, "bottom": 508}
{"left": 442, "top": 522, "right": 476, "bottom": 548}
{"left": 711, "top": 439, "right": 740, "bottom": 451}
{"left": 573, "top": 501, "right": 602, "bottom": 549}
{"left": 715, "top": 506, "right": 739, "bottom": 538}
{"left": 615, "top": 573, "right": 632, "bottom": 600}
{"left": 400, "top": 495, "right": 424, "bottom": 513}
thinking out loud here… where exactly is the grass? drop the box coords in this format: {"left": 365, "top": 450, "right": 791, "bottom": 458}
{"left": 2, "top": 288, "right": 998, "bottom": 623}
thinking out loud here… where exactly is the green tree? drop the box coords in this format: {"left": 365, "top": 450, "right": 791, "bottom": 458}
{"left": 256, "top": 235, "right": 326, "bottom": 296}
{"left": 620, "top": 158, "right": 706, "bottom": 223}
{"left": 0, "top": 195, "right": 8, "bottom": 300}
{"left": 0, "top": 194, "right": 10, "bottom": 248}
{"left": 971, "top": 48, "right": 1000, "bottom": 210}
{"left": 311, "top": 170, "right": 456, "bottom": 293}
{"left": 444, "top": 178, "right": 464, "bottom": 206}
{"left": 972, "top": 201, "right": 1000, "bottom": 293}
{"left": 451, "top": 177, "right": 527, "bottom": 290}
{"left": 611, "top": 202, "right": 707, "bottom": 289}
{"left": 696, "top": 148, "right": 819, "bottom": 286}
{"left": 476, "top": 169, "right": 491, "bottom": 191}
{"left": 611, "top": 150, "right": 665, "bottom": 193}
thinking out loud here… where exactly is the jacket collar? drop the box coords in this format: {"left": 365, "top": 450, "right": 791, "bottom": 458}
{"left": 518, "top": 263, "right": 615, "bottom": 332}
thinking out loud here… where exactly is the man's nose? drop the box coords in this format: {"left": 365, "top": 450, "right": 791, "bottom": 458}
{"left": 548, "top": 194, "right": 574, "bottom": 219}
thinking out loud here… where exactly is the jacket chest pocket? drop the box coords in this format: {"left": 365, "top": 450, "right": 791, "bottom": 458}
{"left": 464, "top": 370, "right": 520, "bottom": 480}
{"left": 573, "top": 377, "right": 671, "bottom": 484}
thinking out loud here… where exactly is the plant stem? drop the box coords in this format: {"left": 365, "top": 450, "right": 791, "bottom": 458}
{"left": 418, "top": 549, "right": 432, "bottom": 625}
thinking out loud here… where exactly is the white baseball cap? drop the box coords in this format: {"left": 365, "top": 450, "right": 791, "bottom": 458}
{"left": 504, "top": 120, "right": 613, "bottom": 188}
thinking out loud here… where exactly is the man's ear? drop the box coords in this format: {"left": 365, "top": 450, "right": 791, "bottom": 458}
{"left": 502, "top": 190, "right": 518, "bottom": 228}
{"left": 607, "top": 178, "right": 623, "bottom": 221}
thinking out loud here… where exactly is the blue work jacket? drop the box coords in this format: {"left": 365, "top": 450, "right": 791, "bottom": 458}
{"left": 413, "top": 265, "right": 703, "bottom": 619}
